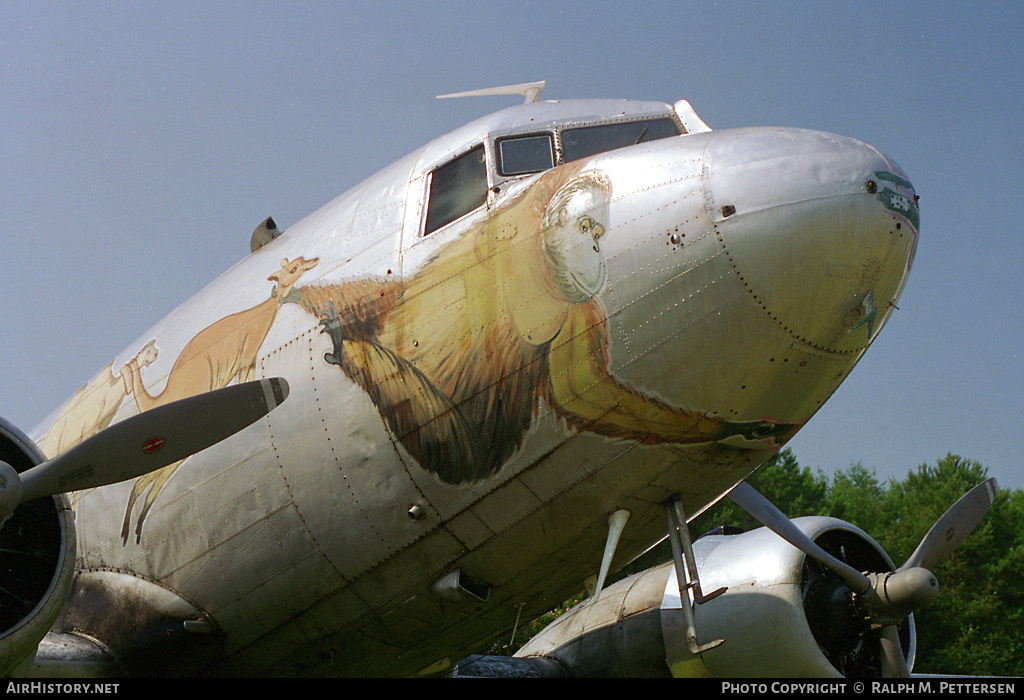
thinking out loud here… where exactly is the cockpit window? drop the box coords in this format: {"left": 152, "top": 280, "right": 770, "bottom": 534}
{"left": 497, "top": 133, "right": 555, "bottom": 176}
{"left": 561, "top": 117, "right": 681, "bottom": 163}
{"left": 424, "top": 144, "right": 488, "bottom": 236}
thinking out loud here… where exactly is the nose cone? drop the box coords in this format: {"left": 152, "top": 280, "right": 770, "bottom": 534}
{"left": 703, "top": 128, "right": 918, "bottom": 352}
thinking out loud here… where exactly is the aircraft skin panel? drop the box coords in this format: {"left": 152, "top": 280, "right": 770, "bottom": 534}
{"left": 24, "top": 96, "right": 918, "bottom": 676}
{"left": 226, "top": 442, "right": 771, "bottom": 676}
{"left": 260, "top": 327, "right": 425, "bottom": 581}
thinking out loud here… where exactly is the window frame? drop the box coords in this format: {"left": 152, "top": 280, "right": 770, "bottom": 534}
{"left": 495, "top": 131, "right": 556, "bottom": 178}
{"left": 558, "top": 116, "right": 682, "bottom": 165}
{"left": 422, "top": 143, "right": 489, "bottom": 237}
{"left": 414, "top": 113, "right": 685, "bottom": 240}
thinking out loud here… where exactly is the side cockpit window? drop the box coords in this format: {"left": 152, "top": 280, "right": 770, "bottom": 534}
{"left": 424, "top": 144, "right": 488, "bottom": 236}
{"left": 496, "top": 133, "right": 555, "bottom": 177}
{"left": 561, "top": 117, "right": 680, "bottom": 163}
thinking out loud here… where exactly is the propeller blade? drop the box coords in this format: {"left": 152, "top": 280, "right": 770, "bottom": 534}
{"left": 902, "top": 477, "right": 998, "bottom": 571}
{"left": 17, "top": 377, "right": 288, "bottom": 503}
{"left": 879, "top": 624, "right": 911, "bottom": 678}
{"left": 728, "top": 481, "right": 872, "bottom": 593}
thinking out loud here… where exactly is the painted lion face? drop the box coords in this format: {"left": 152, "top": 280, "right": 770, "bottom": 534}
{"left": 541, "top": 170, "right": 612, "bottom": 302}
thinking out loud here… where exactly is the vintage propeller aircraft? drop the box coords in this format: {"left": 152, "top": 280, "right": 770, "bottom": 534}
{"left": 0, "top": 80, "right": 983, "bottom": 679}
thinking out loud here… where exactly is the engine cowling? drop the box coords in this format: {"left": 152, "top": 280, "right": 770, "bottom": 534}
{"left": 509, "top": 517, "right": 913, "bottom": 678}
{"left": 0, "top": 417, "right": 76, "bottom": 676}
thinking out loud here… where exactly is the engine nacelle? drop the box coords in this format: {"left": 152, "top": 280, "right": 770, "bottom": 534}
{"left": 511, "top": 517, "right": 914, "bottom": 678}
{"left": 0, "top": 417, "right": 76, "bottom": 676}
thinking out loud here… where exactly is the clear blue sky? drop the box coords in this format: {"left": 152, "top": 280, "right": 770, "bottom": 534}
{"left": 2, "top": 1, "right": 1021, "bottom": 492}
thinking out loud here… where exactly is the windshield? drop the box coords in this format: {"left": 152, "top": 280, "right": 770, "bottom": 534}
{"left": 561, "top": 117, "right": 680, "bottom": 163}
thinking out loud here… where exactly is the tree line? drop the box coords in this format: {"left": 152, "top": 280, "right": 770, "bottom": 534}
{"left": 506, "top": 451, "right": 1024, "bottom": 676}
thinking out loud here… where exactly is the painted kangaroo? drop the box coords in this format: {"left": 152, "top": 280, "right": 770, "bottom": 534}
{"left": 119, "top": 256, "right": 319, "bottom": 543}
{"left": 39, "top": 340, "right": 159, "bottom": 460}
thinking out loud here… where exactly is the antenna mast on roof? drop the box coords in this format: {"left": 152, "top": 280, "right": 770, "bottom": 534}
{"left": 437, "top": 81, "right": 546, "bottom": 104}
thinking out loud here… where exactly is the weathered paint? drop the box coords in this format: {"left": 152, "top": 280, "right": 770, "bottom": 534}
{"left": 28, "top": 97, "right": 917, "bottom": 676}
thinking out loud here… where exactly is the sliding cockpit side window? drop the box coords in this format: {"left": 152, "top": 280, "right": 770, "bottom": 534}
{"left": 424, "top": 144, "right": 488, "bottom": 236}
{"left": 496, "top": 133, "right": 555, "bottom": 177}
{"left": 561, "top": 117, "right": 681, "bottom": 163}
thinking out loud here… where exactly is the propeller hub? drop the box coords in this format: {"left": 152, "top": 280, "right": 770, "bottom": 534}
{"left": 0, "top": 460, "right": 23, "bottom": 526}
{"left": 863, "top": 567, "right": 938, "bottom": 625}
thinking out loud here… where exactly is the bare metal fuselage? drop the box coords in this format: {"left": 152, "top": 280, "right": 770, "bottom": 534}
{"left": 34, "top": 98, "right": 917, "bottom": 676}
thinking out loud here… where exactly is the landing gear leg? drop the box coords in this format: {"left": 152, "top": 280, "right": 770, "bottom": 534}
{"left": 665, "top": 495, "right": 726, "bottom": 654}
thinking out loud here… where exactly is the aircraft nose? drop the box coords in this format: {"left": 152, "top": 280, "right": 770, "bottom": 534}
{"left": 702, "top": 128, "right": 918, "bottom": 352}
